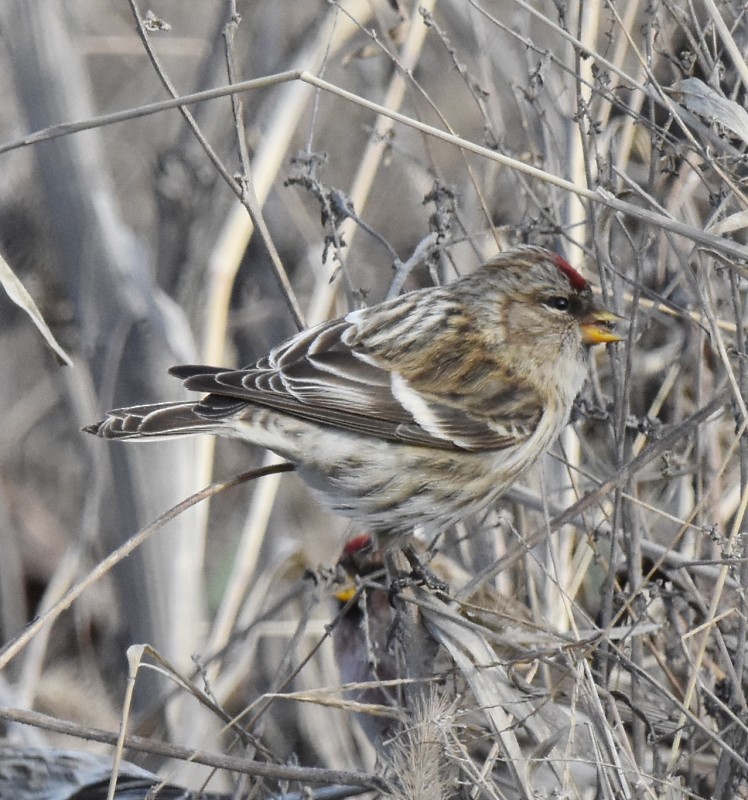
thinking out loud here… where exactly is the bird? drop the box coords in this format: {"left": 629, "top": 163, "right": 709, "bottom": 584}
{"left": 329, "top": 535, "right": 689, "bottom": 797}
{"left": 85, "top": 246, "right": 622, "bottom": 539}
{"left": 330, "top": 533, "right": 557, "bottom": 746}
{"left": 331, "top": 533, "right": 437, "bottom": 746}
{"left": 329, "top": 534, "right": 602, "bottom": 796}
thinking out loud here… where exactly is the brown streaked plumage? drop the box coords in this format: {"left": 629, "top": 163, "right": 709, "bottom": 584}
{"left": 85, "top": 246, "right": 622, "bottom": 538}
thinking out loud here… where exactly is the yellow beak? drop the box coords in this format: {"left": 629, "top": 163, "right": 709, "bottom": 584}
{"left": 580, "top": 309, "right": 624, "bottom": 345}
{"left": 335, "top": 585, "right": 358, "bottom": 603}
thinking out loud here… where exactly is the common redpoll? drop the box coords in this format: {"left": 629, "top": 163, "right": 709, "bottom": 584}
{"left": 331, "top": 533, "right": 546, "bottom": 739}
{"left": 331, "top": 533, "right": 537, "bottom": 746}
{"left": 332, "top": 534, "right": 443, "bottom": 745}
{"left": 331, "top": 536, "right": 681, "bottom": 796}
{"left": 331, "top": 535, "right": 618, "bottom": 796}
{"left": 331, "top": 534, "right": 595, "bottom": 795}
{"left": 85, "top": 246, "right": 621, "bottom": 537}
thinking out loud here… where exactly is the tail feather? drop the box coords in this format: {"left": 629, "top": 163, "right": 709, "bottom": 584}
{"left": 83, "top": 401, "right": 216, "bottom": 440}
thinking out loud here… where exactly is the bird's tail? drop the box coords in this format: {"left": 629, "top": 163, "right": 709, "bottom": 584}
{"left": 83, "top": 401, "right": 218, "bottom": 440}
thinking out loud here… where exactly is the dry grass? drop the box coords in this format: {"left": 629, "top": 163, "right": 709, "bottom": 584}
{"left": 0, "top": 0, "right": 747, "bottom": 798}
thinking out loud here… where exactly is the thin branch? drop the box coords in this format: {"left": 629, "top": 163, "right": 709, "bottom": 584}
{"left": 3, "top": 69, "right": 748, "bottom": 266}
{"left": 0, "top": 463, "right": 295, "bottom": 671}
{"left": 0, "top": 706, "right": 386, "bottom": 791}
{"left": 127, "top": 0, "right": 305, "bottom": 329}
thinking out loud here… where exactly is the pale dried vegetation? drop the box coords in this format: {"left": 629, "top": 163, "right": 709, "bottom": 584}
{"left": 0, "top": 1, "right": 747, "bottom": 798}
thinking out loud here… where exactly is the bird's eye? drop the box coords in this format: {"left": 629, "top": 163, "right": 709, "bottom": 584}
{"left": 545, "top": 296, "right": 570, "bottom": 311}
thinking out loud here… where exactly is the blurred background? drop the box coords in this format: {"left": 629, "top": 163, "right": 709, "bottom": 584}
{"left": 0, "top": 1, "right": 746, "bottom": 797}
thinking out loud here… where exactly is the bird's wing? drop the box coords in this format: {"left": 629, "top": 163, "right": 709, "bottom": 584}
{"left": 171, "top": 319, "right": 542, "bottom": 452}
